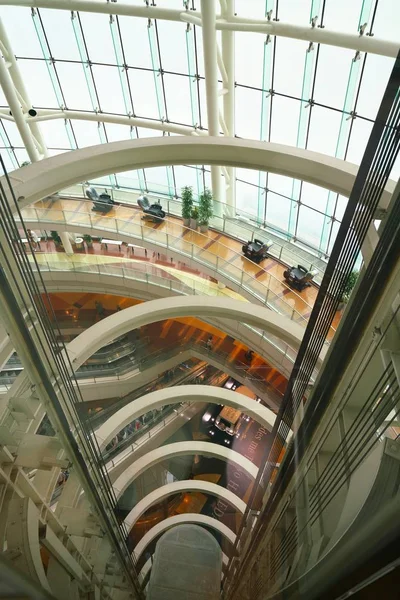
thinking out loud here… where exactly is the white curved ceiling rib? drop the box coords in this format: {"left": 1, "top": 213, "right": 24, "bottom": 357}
{"left": 95, "top": 384, "right": 277, "bottom": 452}
{"left": 112, "top": 442, "right": 258, "bottom": 500}
{"left": 66, "top": 295, "right": 317, "bottom": 372}
{"left": 124, "top": 479, "right": 246, "bottom": 532}
{"left": 32, "top": 273, "right": 296, "bottom": 386}
{"left": 133, "top": 513, "right": 236, "bottom": 562}
{"left": 5, "top": 137, "right": 395, "bottom": 210}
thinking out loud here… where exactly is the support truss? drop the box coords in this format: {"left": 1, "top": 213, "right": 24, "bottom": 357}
{"left": 0, "top": 18, "right": 47, "bottom": 161}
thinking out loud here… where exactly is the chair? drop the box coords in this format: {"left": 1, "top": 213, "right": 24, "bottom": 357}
{"left": 137, "top": 196, "right": 166, "bottom": 221}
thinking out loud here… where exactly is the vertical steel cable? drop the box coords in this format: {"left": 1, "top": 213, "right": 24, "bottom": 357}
{"left": 0, "top": 158, "right": 143, "bottom": 598}
{"left": 223, "top": 50, "right": 400, "bottom": 595}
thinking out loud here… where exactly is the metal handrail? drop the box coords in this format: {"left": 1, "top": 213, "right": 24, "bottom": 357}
{"left": 0, "top": 156, "right": 143, "bottom": 597}
{"left": 29, "top": 258, "right": 303, "bottom": 367}
{"left": 19, "top": 203, "right": 335, "bottom": 336}
{"left": 56, "top": 184, "right": 329, "bottom": 280}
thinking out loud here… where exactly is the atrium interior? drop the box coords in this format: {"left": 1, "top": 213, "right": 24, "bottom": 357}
{"left": 0, "top": 1, "right": 399, "bottom": 599}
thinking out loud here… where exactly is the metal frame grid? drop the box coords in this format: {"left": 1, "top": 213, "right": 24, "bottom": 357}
{"left": 0, "top": 0, "right": 399, "bottom": 259}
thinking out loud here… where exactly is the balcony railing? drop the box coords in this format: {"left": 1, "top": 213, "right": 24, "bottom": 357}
{"left": 19, "top": 204, "right": 336, "bottom": 338}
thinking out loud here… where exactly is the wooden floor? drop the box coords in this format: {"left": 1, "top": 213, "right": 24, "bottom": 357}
{"left": 26, "top": 197, "right": 343, "bottom": 336}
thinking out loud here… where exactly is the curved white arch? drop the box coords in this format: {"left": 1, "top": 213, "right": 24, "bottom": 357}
{"left": 95, "top": 384, "right": 277, "bottom": 451}
{"left": 6, "top": 137, "right": 395, "bottom": 210}
{"left": 124, "top": 479, "right": 246, "bottom": 532}
{"left": 133, "top": 513, "right": 236, "bottom": 562}
{"left": 39, "top": 271, "right": 294, "bottom": 386}
{"left": 66, "top": 296, "right": 312, "bottom": 370}
{"left": 113, "top": 441, "right": 258, "bottom": 499}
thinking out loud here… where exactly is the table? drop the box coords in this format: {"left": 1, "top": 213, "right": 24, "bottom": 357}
{"left": 128, "top": 244, "right": 147, "bottom": 256}
{"left": 101, "top": 239, "right": 122, "bottom": 250}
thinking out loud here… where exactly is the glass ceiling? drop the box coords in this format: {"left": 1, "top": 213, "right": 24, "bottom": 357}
{"left": 0, "top": 0, "right": 399, "bottom": 257}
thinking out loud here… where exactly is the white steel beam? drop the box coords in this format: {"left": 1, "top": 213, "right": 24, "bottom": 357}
{"left": 0, "top": 52, "right": 40, "bottom": 162}
{"left": 2, "top": 1, "right": 397, "bottom": 57}
{"left": 27, "top": 109, "right": 206, "bottom": 137}
{"left": 221, "top": 0, "right": 235, "bottom": 213}
{"left": 218, "top": 15, "right": 400, "bottom": 58}
{"left": 200, "top": 0, "right": 222, "bottom": 208}
{"left": 216, "top": 45, "right": 228, "bottom": 85}
{"left": 0, "top": 17, "right": 47, "bottom": 158}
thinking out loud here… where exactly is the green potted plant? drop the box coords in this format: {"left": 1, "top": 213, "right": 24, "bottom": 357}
{"left": 190, "top": 206, "right": 199, "bottom": 230}
{"left": 339, "top": 270, "right": 359, "bottom": 310}
{"left": 198, "top": 188, "right": 214, "bottom": 233}
{"left": 181, "top": 185, "right": 193, "bottom": 227}
{"left": 50, "top": 230, "right": 63, "bottom": 249}
{"left": 83, "top": 234, "right": 93, "bottom": 249}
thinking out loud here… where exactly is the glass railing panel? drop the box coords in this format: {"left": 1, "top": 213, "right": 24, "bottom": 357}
{"left": 223, "top": 218, "right": 251, "bottom": 243}
{"left": 220, "top": 257, "right": 245, "bottom": 285}
{"left": 117, "top": 218, "right": 142, "bottom": 238}
{"left": 25, "top": 207, "right": 62, "bottom": 225}
{"left": 211, "top": 239, "right": 238, "bottom": 262}
{"left": 63, "top": 210, "right": 93, "bottom": 228}
{"left": 154, "top": 274, "right": 172, "bottom": 290}
{"left": 24, "top": 202, "right": 335, "bottom": 337}
{"left": 270, "top": 296, "right": 298, "bottom": 323}
{"left": 72, "top": 264, "right": 99, "bottom": 275}
{"left": 101, "top": 264, "right": 126, "bottom": 279}
{"left": 167, "top": 235, "right": 194, "bottom": 259}
{"left": 143, "top": 226, "right": 168, "bottom": 247}
{"left": 58, "top": 184, "right": 330, "bottom": 279}
{"left": 242, "top": 273, "right": 269, "bottom": 306}
{"left": 120, "top": 266, "right": 147, "bottom": 284}
{"left": 89, "top": 214, "right": 117, "bottom": 235}
{"left": 195, "top": 247, "right": 219, "bottom": 269}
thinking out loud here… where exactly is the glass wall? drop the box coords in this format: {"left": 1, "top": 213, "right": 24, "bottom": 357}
{"left": 1, "top": 0, "right": 399, "bottom": 258}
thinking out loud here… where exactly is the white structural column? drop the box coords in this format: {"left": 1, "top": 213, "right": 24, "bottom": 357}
{"left": 0, "top": 18, "right": 73, "bottom": 253}
{"left": 0, "top": 18, "right": 47, "bottom": 159}
{"left": 0, "top": 52, "right": 40, "bottom": 162}
{"left": 59, "top": 232, "right": 73, "bottom": 255}
{"left": 124, "top": 479, "right": 246, "bottom": 532}
{"left": 200, "top": 0, "right": 223, "bottom": 210}
{"left": 133, "top": 513, "right": 236, "bottom": 561}
{"left": 221, "top": 0, "right": 235, "bottom": 214}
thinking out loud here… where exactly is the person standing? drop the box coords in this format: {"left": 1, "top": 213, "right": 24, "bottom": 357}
{"left": 27, "top": 229, "right": 40, "bottom": 251}
{"left": 206, "top": 335, "right": 213, "bottom": 351}
{"left": 245, "top": 349, "right": 254, "bottom": 362}
{"left": 94, "top": 300, "right": 105, "bottom": 319}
